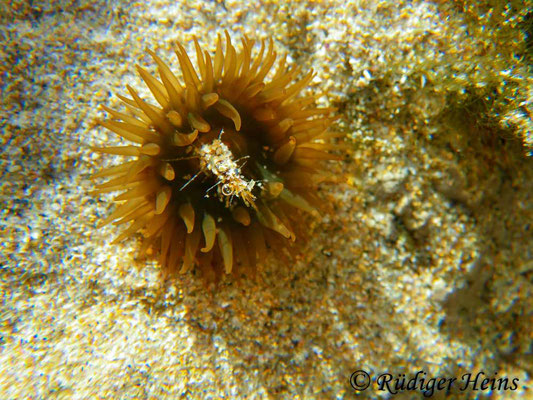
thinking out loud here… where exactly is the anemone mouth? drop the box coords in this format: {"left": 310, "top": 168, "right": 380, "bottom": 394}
{"left": 91, "top": 31, "right": 341, "bottom": 281}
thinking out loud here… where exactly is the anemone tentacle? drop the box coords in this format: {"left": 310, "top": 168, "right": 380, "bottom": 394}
{"left": 92, "top": 32, "right": 340, "bottom": 280}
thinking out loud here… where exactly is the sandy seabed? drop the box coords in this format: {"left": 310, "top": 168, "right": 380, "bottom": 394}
{"left": 1, "top": 0, "right": 531, "bottom": 398}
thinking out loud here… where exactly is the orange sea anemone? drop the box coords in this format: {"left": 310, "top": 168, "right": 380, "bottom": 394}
{"left": 91, "top": 31, "right": 340, "bottom": 281}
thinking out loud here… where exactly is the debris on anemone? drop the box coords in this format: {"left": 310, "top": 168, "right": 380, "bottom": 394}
{"left": 91, "top": 31, "right": 341, "bottom": 281}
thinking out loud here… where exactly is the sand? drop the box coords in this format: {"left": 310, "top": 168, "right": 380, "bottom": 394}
{"left": 1, "top": 0, "right": 531, "bottom": 398}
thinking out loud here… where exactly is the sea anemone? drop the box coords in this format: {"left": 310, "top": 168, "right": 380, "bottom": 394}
{"left": 92, "top": 32, "right": 340, "bottom": 281}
